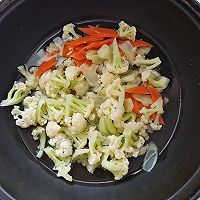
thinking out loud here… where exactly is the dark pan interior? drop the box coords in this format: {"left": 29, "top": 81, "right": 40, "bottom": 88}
{"left": 0, "top": 0, "right": 199, "bottom": 199}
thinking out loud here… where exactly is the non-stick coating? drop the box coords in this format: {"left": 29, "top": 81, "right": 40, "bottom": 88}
{"left": 0, "top": 0, "right": 199, "bottom": 199}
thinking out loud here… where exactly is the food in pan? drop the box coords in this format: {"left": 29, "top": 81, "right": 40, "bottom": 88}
{"left": 0, "top": 21, "right": 170, "bottom": 181}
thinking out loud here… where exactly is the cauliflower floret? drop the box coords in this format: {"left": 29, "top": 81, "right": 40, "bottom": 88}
{"left": 49, "top": 133, "right": 73, "bottom": 157}
{"left": 31, "top": 126, "right": 46, "bottom": 158}
{"left": 46, "top": 121, "right": 61, "bottom": 138}
{"left": 46, "top": 42, "right": 59, "bottom": 54}
{"left": 118, "top": 21, "right": 136, "bottom": 40}
{"left": 62, "top": 23, "right": 80, "bottom": 41}
{"left": 23, "top": 96, "right": 38, "bottom": 109}
{"left": 74, "top": 75, "right": 90, "bottom": 97}
{"left": 141, "top": 69, "right": 160, "bottom": 82}
{"left": 63, "top": 58, "right": 75, "bottom": 67}
{"left": 124, "top": 121, "right": 144, "bottom": 133}
{"left": 0, "top": 81, "right": 30, "bottom": 107}
{"left": 88, "top": 126, "right": 102, "bottom": 165}
{"left": 97, "top": 98, "right": 124, "bottom": 121}
{"left": 101, "top": 149, "right": 129, "bottom": 180}
{"left": 69, "top": 113, "right": 87, "bottom": 133}
{"left": 65, "top": 66, "right": 79, "bottom": 81}
{"left": 134, "top": 136, "right": 145, "bottom": 148}
{"left": 18, "top": 66, "right": 39, "bottom": 89}
{"left": 11, "top": 106, "right": 36, "bottom": 128}
{"left": 100, "top": 71, "right": 115, "bottom": 86}
{"left": 134, "top": 55, "right": 161, "bottom": 70}
{"left": 105, "top": 56, "right": 129, "bottom": 74}
{"left": 150, "top": 122, "right": 162, "bottom": 131}
{"left": 105, "top": 78, "right": 123, "bottom": 98}
{"left": 39, "top": 70, "right": 70, "bottom": 98}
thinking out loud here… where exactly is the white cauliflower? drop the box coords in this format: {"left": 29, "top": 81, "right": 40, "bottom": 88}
{"left": 88, "top": 126, "right": 102, "bottom": 165}
{"left": 18, "top": 66, "right": 39, "bottom": 90}
{"left": 105, "top": 78, "right": 123, "bottom": 98}
{"left": 46, "top": 121, "right": 61, "bottom": 138}
{"left": 97, "top": 98, "right": 124, "bottom": 121}
{"left": 31, "top": 126, "right": 46, "bottom": 158}
{"left": 118, "top": 21, "right": 136, "bottom": 40}
{"left": 124, "top": 121, "right": 144, "bottom": 133}
{"left": 46, "top": 42, "right": 59, "bottom": 54}
{"left": 105, "top": 56, "right": 129, "bottom": 74}
{"left": 63, "top": 58, "right": 75, "bottom": 67}
{"left": 49, "top": 133, "right": 73, "bottom": 157}
{"left": 100, "top": 71, "right": 115, "bottom": 86}
{"left": 39, "top": 70, "right": 70, "bottom": 98}
{"left": 69, "top": 113, "right": 87, "bottom": 133}
{"left": 73, "top": 75, "right": 90, "bottom": 97}
{"left": 105, "top": 38, "right": 129, "bottom": 74}
{"left": 23, "top": 96, "right": 38, "bottom": 109}
{"left": 141, "top": 69, "right": 160, "bottom": 82}
{"left": 62, "top": 23, "right": 80, "bottom": 41}
{"left": 11, "top": 106, "right": 36, "bottom": 128}
{"left": 64, "top": 66, "right": 79, "bottom": 81}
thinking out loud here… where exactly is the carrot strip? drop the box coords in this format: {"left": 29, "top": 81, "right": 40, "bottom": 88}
{"left": 35, "top": 57, "right": 57, "bottom": 77}
{"left": 74, "top": 44, "right": 86, "bottom": 51}
{"left": 89, "top": 26, "right": 120, "bottom": 38}
{"left": 62, "top": 44, "right": 72, "bottom": 57}
{"left": 70, "top": 49, "right": 86, "bottom": 60}
{"left": 131, "top": 40, "right": 153, "bottom": 47}
{"left": 78, "top": 27, "right": 97, "bottom": 36}
{"left": 66, "top": 35, "right": 105, "bottom": 47}
{"left": 131, "top": 97, "right": 144, "bottom": 115}
{"left": 126, "top": 86, "right": 150, "bottom": 95}
{"left": 147, "top": 86, "right": 161, "bottom": 102}
{"left": 125, "top": 93, "right": 132, "bottom": 98}
{"left": 86, "top": 38, "right": 114, "bottom": 50}
{"left": 74, "top": 59, "right": 92, "bottom": 67}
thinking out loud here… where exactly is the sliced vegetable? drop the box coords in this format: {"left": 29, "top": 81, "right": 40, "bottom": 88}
{"left": 147, "top": 86, "right": 161, "bottom": 102}
{"left": 35, "top": 57, "right": 57, "bottom": 77}
{"left": 74, "top": 59, "right": 92, "bottom": 67}
{"left": 132, "top": 94, "right": 152, "bottom": 106}
{"left": 126, "top": 86, "right": 150, "bottom": 95}
{"left": 78, "top": 27, "right": 97, "bottom": 35}
{"left": 97, "top": 44, "right": 112, "bottom": 59}
{"left": 89, "top": 26, "right": 120, "bottom": 38}
{"left": 119, "top": 41, "right": 136, "bottom": 65}
{"left": 150, "top": 113, "right": 165, "bottom": 125}
{"left": 62, "top": 44, "right": 72, "bottom": 57}
{"left": 131, "top": 40, "right": 153, "bottom": 47}
{"left": 70, "top": 49, "right": 86, "bottom": 61}
{"left": 65, "top": 35, "right": 105, "bottom": 47}
{"left": 131, "top": 97, "right": 144, "bottom": 115}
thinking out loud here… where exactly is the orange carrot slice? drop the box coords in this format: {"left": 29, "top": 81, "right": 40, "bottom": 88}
{"left": 78, "top": 27, "right": 97, "bottom": 35}
{"left": 89, "top": 26, "right": 120, "bottom": 38}
{"left": 150, "top": 113, "right": 165, "bottom": 125}
{"left": 131, "top": 97, "right": 144, "bottom": 115}
{"left": 74, "top": 59, "right": 92, "bottom": 67}
{"left": 35, "top": 57, "right": 57, "bottom": 77}
{"left": 131, "top": 40, "right": 153, "bottom": 47}
{"left": 70, "top": 49, "right": 86, "bottom": 61}
{"left": 126, "top": 86, "right": 150, "bottom": 95}
{"left": 147, "top": 86, "right": 161, "bottom": 102}
{"left": 66, "top": 35, "right": 105, "bottom": 47}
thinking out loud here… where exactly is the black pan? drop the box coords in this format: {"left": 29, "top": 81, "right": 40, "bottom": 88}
{"left": 0, "top": 0, "right": 199, "bottom": 199}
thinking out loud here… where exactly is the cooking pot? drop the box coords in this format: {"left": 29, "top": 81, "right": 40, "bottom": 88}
{"left": 0, "top": 0, "right": 199, "bottom": 199}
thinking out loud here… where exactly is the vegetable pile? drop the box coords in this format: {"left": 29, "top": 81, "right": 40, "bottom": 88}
{"left": 0, "top": 21, "right": 170, "bottom": 181}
